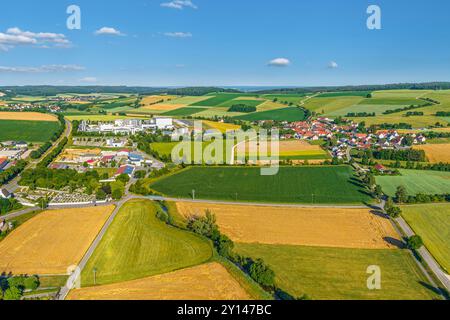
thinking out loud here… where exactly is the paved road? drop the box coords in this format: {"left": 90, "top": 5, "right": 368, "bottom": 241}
{"left": 1, "top": 206, "right": 39, "bottom": 221}
{"left": 145, "top": 195, "right": 368, "bottom": 209}
{"left": 396, "top": 216, "right": 450, "bottom": 292}
{"left": 57, "top": 196, "right": 131, "bottom": 300}
{"left": 378, "top": 198, "right": 450, "bottom": 294}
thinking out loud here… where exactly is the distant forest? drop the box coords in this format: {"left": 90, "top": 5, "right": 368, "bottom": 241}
{"left": 253, "top": 82, "right": 450, "bottom": 94}
{"left": 0, "top": 86, "right": 239, "bottom": 97}
{"left": 1, "top": 82, "right": 450, "bottom": 97}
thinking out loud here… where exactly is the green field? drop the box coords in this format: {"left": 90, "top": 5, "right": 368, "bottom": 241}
{"left": 219, "top": 99, "right": 265, "bottom": 109}
{"left": 401, "top": 204, "right": 450, "bottom": 273}
{"left": 261, "top": 94, "right": 308, "bottom": 104}
{"left": 151, "top": 166, "right": 372, "bottom": 204}
{"left": 236, "top": 243, "right": 440, "bottom": 300}
{"left": 0, "top": 120, "right": 60, "bottom": 142}
{"left": 81, "top": 199, "right": 213, "bottom": 286}
{"left": 357, "top": 98, "right": 427, "bottom": 106}
{"left": 317, "top": 91, "right": 372, "bottom": 98}
{"left": 376, "top": 169, "right": 450, "bottom": 197}
{"left": 190, "top": 93, "right": 245, "bottom": 107}
{"left": 162, "top": 107, "right": 208, "bottom": 116}
{"left": 234, "top": 107, "right": 307, "bottom": 122}
{"left": 303, "top": 97, "right": 365, "bottom": 115}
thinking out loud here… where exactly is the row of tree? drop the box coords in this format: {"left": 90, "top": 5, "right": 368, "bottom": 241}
{"left": 370, "top": 149, "right": 426, "bottom": 162}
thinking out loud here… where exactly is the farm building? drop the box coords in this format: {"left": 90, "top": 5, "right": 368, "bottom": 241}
{"left": 0, "top": 158, "right": 8, "bottom": 170}
{"left": 0, "top": 188, "right": 12, "bottom": 199}
{"left": 115, "top": 165, "right": 135, "bottom": 177}
{"left": 0, "top": 149, "right": 23, "bottom": 160}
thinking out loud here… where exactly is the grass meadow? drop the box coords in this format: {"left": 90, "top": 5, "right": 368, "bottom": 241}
{"left": 236, "top": 243, "right": 441, "bottom": 300}
{"left": 401, "top": 203, "right": 450, "bottom": 273}
{"left": 81, "top": 200, "right": 213, "bottom": 286}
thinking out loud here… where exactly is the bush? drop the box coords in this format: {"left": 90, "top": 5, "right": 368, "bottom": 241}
{"left": 3, "top": 286, "right": 22, "bottom": 300}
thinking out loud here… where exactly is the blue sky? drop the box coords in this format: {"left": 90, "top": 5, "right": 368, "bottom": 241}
{"left": 0, "top": 0, "right": 449, "bottom": 87}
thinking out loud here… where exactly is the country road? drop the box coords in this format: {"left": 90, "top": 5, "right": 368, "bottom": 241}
{"left": 56, "top": 196, "right": 132, "bottom": 300}
{"left": 396, "top": 216, "right": 450, "bottom": 292}
{"left": 3, "top": 118, "right": 72, "bottom": 194}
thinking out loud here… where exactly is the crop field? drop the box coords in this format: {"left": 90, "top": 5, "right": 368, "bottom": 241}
{"left": 165, "top": 96, "right": 211, "bottom": 105}
{"left": 234, "top": 107, "right": 307, "bottom": 122}
{"left": 349, "top": 114, "right": 446, "bottom": 127}
{"left": 261, "top": 94, "right": 309, "bottom": 104}
{"left": 372, "top": 90, "right": 432, "bottom": 99}
{"left": 81, "top": 199, "right": 212, "bottom": 286}
{"left": 141, "top": 95, "right": 178, "bottom": 107}
{"left": 0, "top": 111, "right": 57, "bottom": 121}
{"left": 139, "top": 104, "right": 184, "bottom": 112}
{"left": 236, "top": 243, "right": 440, "bottom": 300}
{"left": 401, "top": 204, "right": 450, "bottom": 273}
{"left": 190, "top": 93, "right": 245, "bottom": 107}
{"left": 326, "top": 104, "right": 405, "bottom": 117}
{"left": 162, "top": 107, "right": 208, "bottom": 116}
{"left": 376, "top": 169, "right": 450, "bottom": 197}
{"left": 176, "top": 202, "right": 399, "bottom": 249}
{"left": 277, "top": 140, "right": 330, "bottom": 160}
{"left": 64, "top": 114, "right": 148, "bottom": 121}
{"left": 413, "top": 143, "right": 450, "bottom": 163}
{"left": 316, "top": 91, "right": 372, "bottom": 98}
{"left": 0, "top": 206, "right": 114, "bottom": 275}
{"left": 219, "top": 99, "right": 265, "bottom": 109}
{"left": 356, "top": 97, "right": 427, "bottom": 106}
{"left": 303, "top": 96, "right": 365, "bottom": 115}
{"left": 203, "top": 120, "right": 241, "bottom": 133}
{"left": 151, "top": 166, "right": 372, "bottom": 204}
{"left": 71, "top": 263, "right": 251, "bottom": 300}
{"left": 195, "top": 107, "right": 247, "bottom": 118}
{"left": 0, "top": 120, "right": 60, "bottom": 142}
{"left": 256, "top": 101, "right": 290, "bottom": 112}
{"left": 69, "top": 263, "right": 250, "bottom": 300}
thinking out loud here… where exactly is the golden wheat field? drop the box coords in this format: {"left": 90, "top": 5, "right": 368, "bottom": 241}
{"left": 141, "top": 104, "right": 184, "bottom": 111}
{"left": 67, "top": 262, "right": 251, "bottom": 300}
{"left": 176, "top": 202, "right": 400, "bottom": 249}
{"left": 141, "top": 95, "right": 177, "bottom": 107}
{"left": 0, "top": 111, "right": 58, "bottom": 122}
{"left": 414, "top": 143, "right": 450, "bottom": 163}
{"left": 0, "top": 206, "right": 114, "bottom": 275}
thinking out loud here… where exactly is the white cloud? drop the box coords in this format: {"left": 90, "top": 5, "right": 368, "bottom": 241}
{"left": 328, "top": 61, "right": 339, "bottom": 69}
{"left": 268, "top": 58, "right": 291, "bottom": 67}
{"left": 95, "top": 27, "right": 125, "bottom": 36}
{"left": 80, "top": 77, "right": 98, "bottom": 83}
{"left": 164, "top": 32, "right": 192, "bottom": 38}
{"left": 0, "top": 64, "right": 85, "bottom": 73}
{"left": 0, "top": 27, "right": 71, "bottom": 51}
{"left": 161, "top": 0, "right": 197, "bottom": 10}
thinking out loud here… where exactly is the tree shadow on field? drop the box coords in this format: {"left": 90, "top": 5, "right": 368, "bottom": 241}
{"left": 418, "top": 281, "right": 447, "bottom": 298}
{"left": 383, "top": 237, "right": 405, "bottom": 249}
{"left": 348, "top": 177, "right": 365, "bottom": 189}
{"left": 369, "top": 209, "right": 389, "bottom": 219}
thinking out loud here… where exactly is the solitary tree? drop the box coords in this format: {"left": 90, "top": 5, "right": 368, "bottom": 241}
{"left": 395, "top": 186, "right": 408, "bottom": 203}
{"left": 406, "top": 235, "right": 424, "bottom": 250}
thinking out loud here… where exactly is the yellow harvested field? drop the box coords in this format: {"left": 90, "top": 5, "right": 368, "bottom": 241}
{"left": 0, "top": 112, "right": 57, "bottom": 122}
{"left": 57, "top": 148, "right": 102, "bottom": 162}
{"left": 414, "top": 144, "right": 450, "bottom": 163}
{"left": 67, "top": 262, "right": 251, "bottom": 300}
{"left": 141, "top": 104, "right": 184, "bottom": 111}
{"left": 204, "top": 120, "right": 241, "bottom": 133}
{"left": 141, "top": 95, "right": 177, "bottom": 107}
{"left": 0, "top": 206, "right": 115, "bottom": 275}
{"left": 279, "top": 140, "right": 322, "bottom": 153}
{"left": 176, "top": 202, "right": 400, "bottom": 249}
